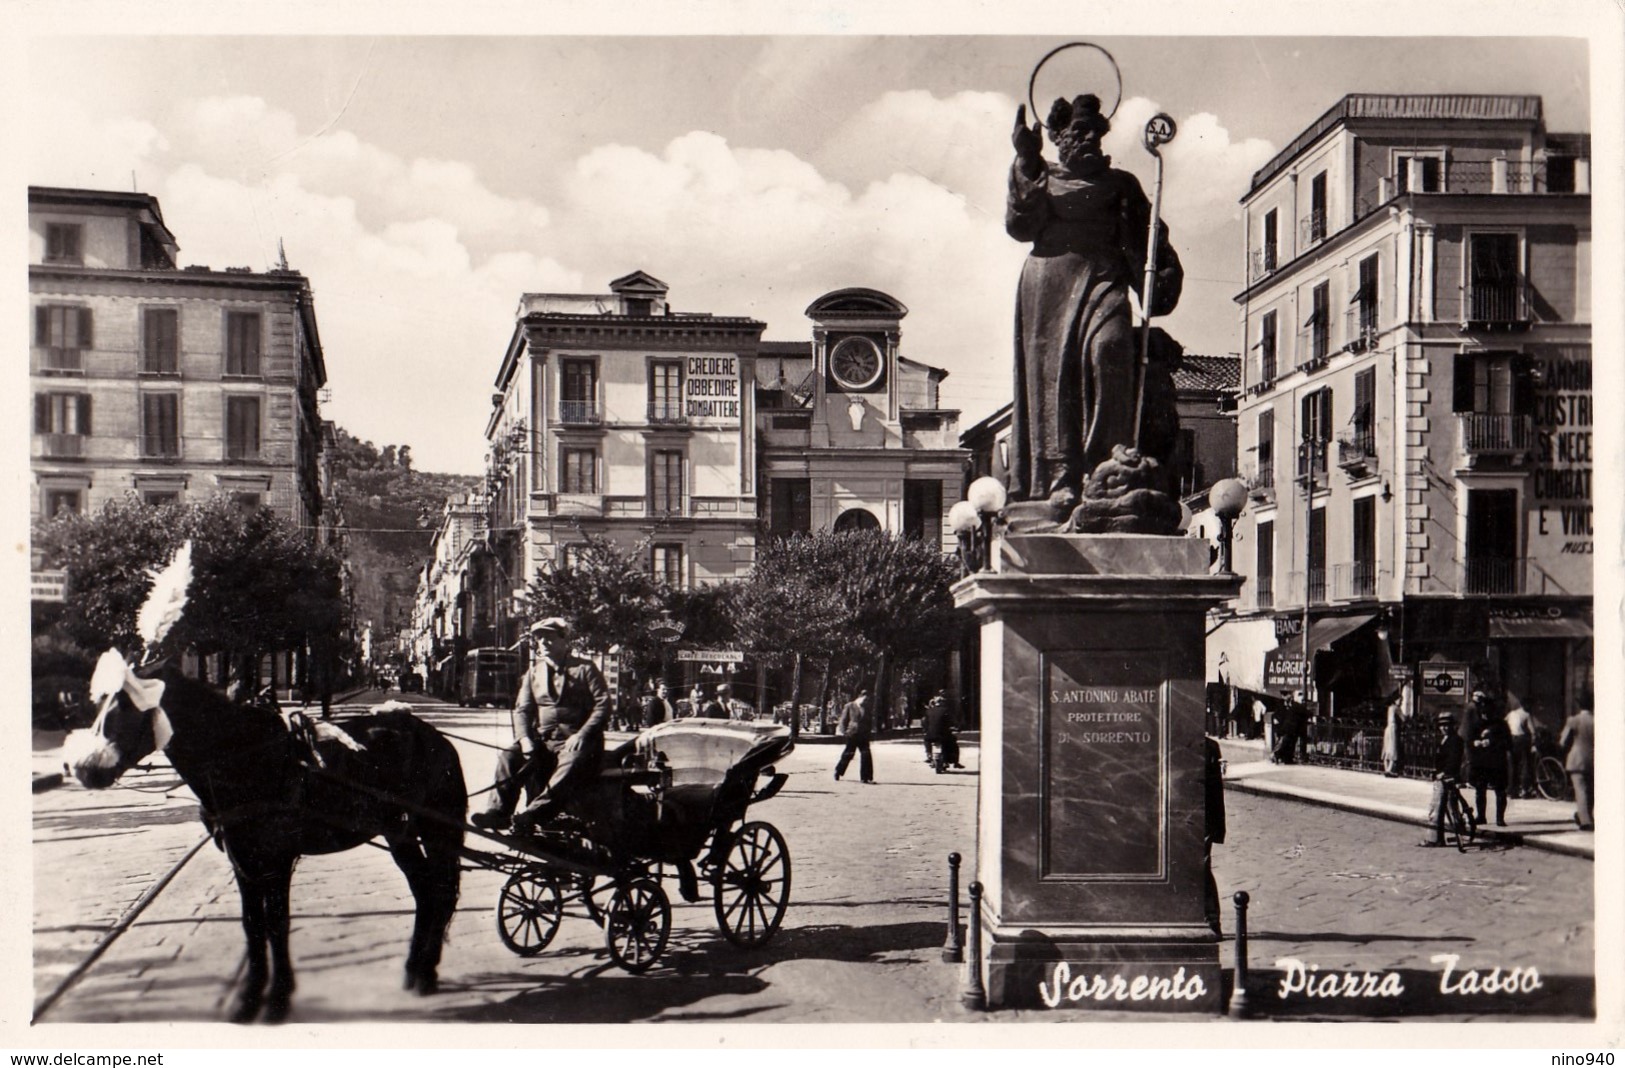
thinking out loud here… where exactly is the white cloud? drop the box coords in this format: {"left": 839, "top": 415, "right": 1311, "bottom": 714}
{"left": 1106, "top": 97, "right": 1277, "bottom": 233}
{"left": 29, "top": 85, "right": 1268, "bottom": 470}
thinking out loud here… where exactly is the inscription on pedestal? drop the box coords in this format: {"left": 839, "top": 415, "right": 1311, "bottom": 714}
{"left": 1041, "top": 652, "right": 1166, "bottom": 879}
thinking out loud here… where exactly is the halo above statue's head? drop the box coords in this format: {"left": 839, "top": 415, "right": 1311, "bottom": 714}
{"left": 1027, "top": 41, "right": 1123, "bottom": 129}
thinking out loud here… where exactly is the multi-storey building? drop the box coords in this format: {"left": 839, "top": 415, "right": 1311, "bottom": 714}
{"left": 28, "top": 186, "right": 328, "bottom": 531}
{"left": 756, "top": 288, "right": 967, "bottom": 550}
{"left": 426, "top": 274, "right": 967, "bottom": 702}
{"left": 1214, "top": 95, "right": 1591, "bottom": 734}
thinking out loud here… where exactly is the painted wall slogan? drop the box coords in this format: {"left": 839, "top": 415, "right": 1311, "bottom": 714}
{"left": 1041, "top": 653, "right": 1165, "bottom": 879}
{"left": 1528, "top": 347, "right": 1591, "bottom": 575}
{"left": 685, "top": 356, "right": 742, "bottom": 425}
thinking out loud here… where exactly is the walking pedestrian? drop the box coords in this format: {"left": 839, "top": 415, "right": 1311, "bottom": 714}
{"left": 1504, "top": 702, "right": 1537, "bottom": 798}
{"left": 1560, "top": 704, "right": 1594, "bottom": 830}
{"left": 1467, "top": 706, "right": 1511, "bottom": 827}
{"left": 1419, "top": 710, "right": 1465, "bottom": 847}
{"left": 833, "top": 690, "right": 875, "bottom": 784}
{"left": 923, "top": 695, "right": 961, "bottom": 773}
{"left": 1380, "top": 698, "right": 1403, "bottom": 777}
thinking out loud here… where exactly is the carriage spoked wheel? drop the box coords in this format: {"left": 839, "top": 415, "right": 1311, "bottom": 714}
{"left": 712, "top": 820, "right": 791, "bottom": 948}
{"left": 604, "top": 877, "right": 671, "bottom": 973}
{"left": 495, "top": 870, "right": 564, "bottom": 956}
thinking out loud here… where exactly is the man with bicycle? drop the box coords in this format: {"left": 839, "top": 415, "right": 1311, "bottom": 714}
{"left": 1420, "top": 709, "right": 1467, "bottom": 848}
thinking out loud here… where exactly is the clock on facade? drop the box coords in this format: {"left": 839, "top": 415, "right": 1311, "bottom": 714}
{"left": 828, "top": 335, "right": 884, "bottom": 391}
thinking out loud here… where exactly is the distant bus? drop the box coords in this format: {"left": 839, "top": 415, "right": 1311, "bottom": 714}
{"left": 460, "top": 647, "right": 520, "bottom": 708}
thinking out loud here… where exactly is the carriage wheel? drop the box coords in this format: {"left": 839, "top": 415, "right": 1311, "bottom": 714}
{"left": 713, "top": 820, "right": 791, "bottom": 948}
{"left": 605, "top": 878, "right": 670, "bottom": 973}
{"left": 495, "top": 870, "right": 564, "bottom": 956}
{"left": 1535, "top": 756, "right": 1569, "bottom": 801}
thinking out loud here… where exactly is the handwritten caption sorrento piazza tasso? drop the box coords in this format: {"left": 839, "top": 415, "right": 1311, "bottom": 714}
{"left": 1054, "top": 686, "right": 1157, "bottom": 744}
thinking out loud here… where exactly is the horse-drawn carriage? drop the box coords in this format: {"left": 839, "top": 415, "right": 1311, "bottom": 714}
{"left": 473, "top": 718, "right": 795, "bottom": 972}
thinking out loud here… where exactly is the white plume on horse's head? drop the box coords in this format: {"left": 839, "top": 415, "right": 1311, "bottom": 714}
{"left": 137, "top": 540, "right": 193, "bottom": 656}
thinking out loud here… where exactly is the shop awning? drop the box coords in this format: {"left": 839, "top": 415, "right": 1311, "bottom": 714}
{"left": 1487, "top": 615, "right": 1593, "bottom": 640}
{"left": 1307, "top": 613, "right": 1376, "bottom": 653}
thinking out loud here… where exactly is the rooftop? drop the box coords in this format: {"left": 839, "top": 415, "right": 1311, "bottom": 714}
{"left": 1248, "top": 94, "right": 1546, "bottom": 196}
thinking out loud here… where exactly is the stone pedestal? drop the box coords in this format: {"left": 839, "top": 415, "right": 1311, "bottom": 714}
{"left": 951, "top": 533, "right": 1242, "bottom": 1011}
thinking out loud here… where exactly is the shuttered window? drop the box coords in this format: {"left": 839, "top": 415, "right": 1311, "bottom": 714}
{"left": 143, "top": 308, "right": 179, "bottom": 373}
{"left": 141, "top": 394, "right": 180, "bottom": 457}
{"left": 225, "top": 312, "right": 261, "bottom": 376}
{"left": 225, "top": 396, "right": 261, "bottom": 460}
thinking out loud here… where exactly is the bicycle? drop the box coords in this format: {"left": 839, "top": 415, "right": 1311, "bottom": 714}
{"left": 1441, "top": 778, "right": 1478, "bottom": 852}
{"left": 1532, "top": 727, "right": 1573, "bottom": 801}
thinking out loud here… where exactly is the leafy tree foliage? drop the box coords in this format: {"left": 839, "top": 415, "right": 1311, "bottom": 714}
{"left": 734, "top": 530, "right": 961, "bottom": 727}
{"left": 34, "top": 495, "right": 346, "bottom": 665}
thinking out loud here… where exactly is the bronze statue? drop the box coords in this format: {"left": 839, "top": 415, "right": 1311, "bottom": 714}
{"left": 1006, "top": 93, "right": 1185, "bottom": 534}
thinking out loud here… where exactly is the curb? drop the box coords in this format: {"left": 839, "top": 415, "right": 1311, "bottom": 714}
{"left": 1224, "top": 776, "right": 1593, "bottom": 860}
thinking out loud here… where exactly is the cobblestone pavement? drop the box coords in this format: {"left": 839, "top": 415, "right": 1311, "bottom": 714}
{"left": 34, "top": 700, "right": 1594, "bottom": 1026}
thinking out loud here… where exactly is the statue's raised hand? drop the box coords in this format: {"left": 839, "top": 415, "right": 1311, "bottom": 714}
{"left": 1012, "top": 106, "right": 1044, "bottom": 174}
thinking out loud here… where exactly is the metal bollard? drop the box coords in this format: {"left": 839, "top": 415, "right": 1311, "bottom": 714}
{"left": 961, "top": 881, "right": 987, "bottom": 1010}
{"left": 942, "top": 853, "right": 964, "bottom": 963}
{"left": 1228, "top": 890, "right": 1252, "bottom": 1019}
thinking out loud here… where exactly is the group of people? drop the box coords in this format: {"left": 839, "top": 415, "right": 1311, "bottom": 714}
{"left": 1421, "top": 691, "right": 1596, "bottom": 845}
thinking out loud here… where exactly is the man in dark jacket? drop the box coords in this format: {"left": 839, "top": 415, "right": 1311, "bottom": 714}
{"left": 834, "top": 690, "right": 875, "bottom": 783}
{"left": 642, "top": 681, "right": 676, "bottom": 729}
{"left": 471, "top": 617, "right": 610, "bottom": 832}
{"left": 923, "top": 695, "right": 961, "bottom": 773}
{"left": 1420, "top": 710, "right": 1466, "bottom": 847}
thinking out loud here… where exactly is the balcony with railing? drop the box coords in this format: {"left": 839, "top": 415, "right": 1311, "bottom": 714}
{"left": 1463, "top": 277, "right": 1531, "bottom": 328}
{"left": 1297, "top": 322, "right": 1330, "bottom": 372}
{"left": 1295, "top": 439, "right": 1330, "bottom": 484}
{"left": 1285, "top": 568, "right": 1329, "bottom": 606}
{"left": 1343, "top": 307, "right": 1378, "bottom": 353}
{"left": 38, "top": 433, "right": 84, "bottom": 459}
{"left": 1299, "top": 210, "right": 1327, "bottom": 247}
{"left": 1254, "top": 572, "right": 1274, "bottom": 609}
{"left": 1332, "top": 561, "right": 1377, "bottom": 601}
{"left": 1248, "top": 246, "right": 1280, "bottom": 283}
{"left": 647, "top": 402, "right": 687, "bottom": 426}
{"left": 1461, "top": 557, "right": 1525, "bottom": 596}
{"left": 1245, "top": 462, "right": 1275, "bottom": 503}
{"left": 558, "top": 400, "right": 601, "bottom": 425}
{"left": 36, "top": 348, "right": 84, "bottom": 374}
{"left": 1337, "top": 430, "right": 1377, "bottom": 476}
{"left": 1355, "top": 155, "right": 1590, "bottom": 217}
{"left": 1458, "top": 413, "right": 1535, "bottom": 459}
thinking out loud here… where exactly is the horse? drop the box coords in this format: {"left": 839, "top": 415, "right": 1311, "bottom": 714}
{"left": 67, "top": 657, "right": 466, "bottom": 1023}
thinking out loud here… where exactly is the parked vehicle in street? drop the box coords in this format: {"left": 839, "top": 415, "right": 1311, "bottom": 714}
{"left": 460, "top": 648, "right": 520, "bottom": 708}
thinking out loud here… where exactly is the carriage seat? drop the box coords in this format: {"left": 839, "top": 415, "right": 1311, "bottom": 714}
{"left": 633, "top": 719, "right": 791, "bottom": 817}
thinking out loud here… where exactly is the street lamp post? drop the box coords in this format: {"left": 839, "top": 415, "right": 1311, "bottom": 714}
{"left": 1298, "top": 436, "right": 1324, "bottom": 708}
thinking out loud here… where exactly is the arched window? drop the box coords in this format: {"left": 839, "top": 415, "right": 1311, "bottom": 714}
{"left": 832, "top": 508, "right": 880, "bottom": 534}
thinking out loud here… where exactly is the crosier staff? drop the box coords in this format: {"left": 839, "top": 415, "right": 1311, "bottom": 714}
{"left": 1132, "top": 113, "right": 1178, "bottom": 450}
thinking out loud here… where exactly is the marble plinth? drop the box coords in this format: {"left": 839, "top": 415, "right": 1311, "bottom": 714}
{"left": 952, "top": 534, "right": 1242, "bottom": 1012}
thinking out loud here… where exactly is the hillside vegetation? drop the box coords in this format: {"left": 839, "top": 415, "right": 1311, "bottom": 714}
{"left": 330, "top": 428, "right": 477, "bottom": 647}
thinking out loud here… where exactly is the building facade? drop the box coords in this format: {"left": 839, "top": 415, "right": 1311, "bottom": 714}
{"left": 1214, "top": 94, "right": 1591, "bottom": 735}
{"left": 29, "top": 187, "right": 328, "bottom": 532}
{"left": 756, "top": 289, "right": 966, "bottom": 553}
{"left": 416, "top": 275, "right": 969, "bottom": 700}
{"left": 960, "top": 352, "right": 1242, "bottom": 506}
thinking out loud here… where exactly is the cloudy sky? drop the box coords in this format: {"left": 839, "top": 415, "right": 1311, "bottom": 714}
{"left": 21, "top": 23, "right": 1595, "bottom": 474}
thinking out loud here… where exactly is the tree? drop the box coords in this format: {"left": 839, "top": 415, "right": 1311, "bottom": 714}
{"left": 519, "top": 533, "right": 662, "bottom": 677}
{"left": 733, "top": 530, "right": 960, "bottom": 735}
{"left": 34, "top": 495, "right": 348, "bottom": 686}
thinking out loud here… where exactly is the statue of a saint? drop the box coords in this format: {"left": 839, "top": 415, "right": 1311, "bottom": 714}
{"left": 1006, "top": 94, "right": 1186, "bottom": 531}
